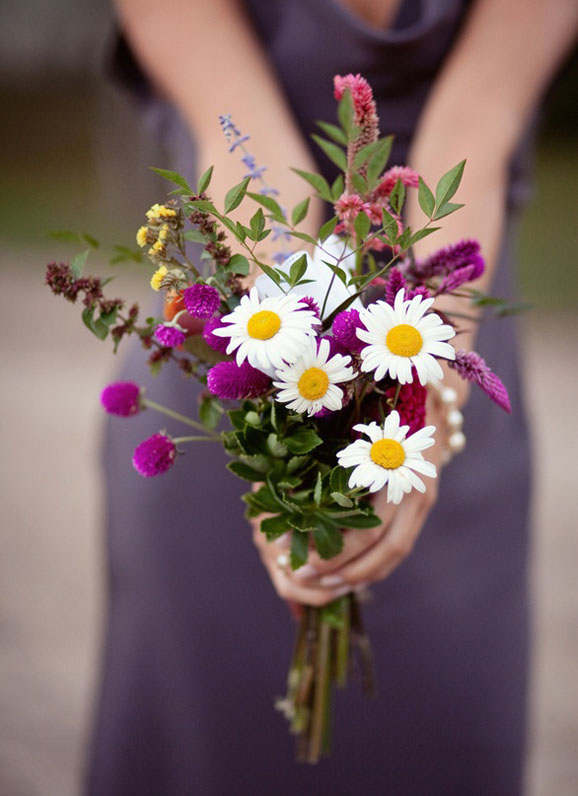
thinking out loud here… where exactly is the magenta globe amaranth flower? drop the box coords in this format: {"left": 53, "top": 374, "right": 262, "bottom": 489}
{"left": 332, "top": 309, "right": 365, "bottom": 354}
{"left": 207, "top": 360, "right": 271, "bottom": 400}
{"left": 154, "top": 324, "right": 186, "bottom": 347}
{"left": 202, "top": 316, "right": 230, "bottom": 353}
{"left": 100, "top": 381, "right": 142, "bottom": 417}
{"left": 183, "top": 283, "right": 220, "bottom": 319}
{"left": 132, "top": 433, "right": 177, "bottom": 477}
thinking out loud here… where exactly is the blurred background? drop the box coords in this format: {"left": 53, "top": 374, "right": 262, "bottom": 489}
{"left": 0, "top": 1, "right": 576, "bottom": 794}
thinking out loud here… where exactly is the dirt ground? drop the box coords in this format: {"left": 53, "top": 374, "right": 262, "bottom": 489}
{"left": 0, "top": 259, "right": 576, "bottom": 795}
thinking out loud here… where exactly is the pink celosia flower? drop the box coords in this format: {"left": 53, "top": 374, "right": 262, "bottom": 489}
{"left": 436, "top": 264, "right": 477, "bottom": 295}
{"left": 410, "top": 239, "right": 485, "bottom": 281}
{"left": 207, "top": 360, "right": 271, "bottom": 400}
{"left": 132, "top": 433, "right": 177, "bottom": 477}
{"left": 385, "top": 380, "right": 427, "bottom": 435}
{"left": 335, "top": 193, "right": 367, "bottom": 223}
{"left": 154, "top": 324, "right": 186, "bottom": 348}
{"left": 384, "top": 268, "right": 407, "bottom": 305}
{"left": 375, "top": 166, "right": 419, "bottom": 197}
{"left": 333, "top": 73, "right": 379, "bottom": 150}
{"left": 100, "top": 381, "right": 142, "bottom": 417}
{"left": 448, "top": 349, "right": 511, "bottom": 412}
{"left": 183, "top": 283, "right": 220, "bottom": 319}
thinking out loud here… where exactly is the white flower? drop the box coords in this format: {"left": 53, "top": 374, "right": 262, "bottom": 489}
{"left": 255, "top": 234, "right": 363, "bottom": 320}
{"left": 213, "top": 287, "right": 317, "bottom": 375}
{"left": 357, "top": 289, "right": 456, "bottom": 385}
{"left": 336, "top": 411, "right": 437, "bottom": 504}
{"left": 273, "top": 337, "right": 354, "bottom": 416}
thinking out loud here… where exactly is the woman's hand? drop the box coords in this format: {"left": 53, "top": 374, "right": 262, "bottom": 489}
{"left": 252, "top": 391, "right": 454, "bottom": 606}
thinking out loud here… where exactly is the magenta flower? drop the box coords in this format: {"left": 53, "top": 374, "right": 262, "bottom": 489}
{"left": 411, "top": 239, "right": 485, "bottom": 281}
{"left": 384, "top": 268, "right": 407, "bottom": 306}
{"left": 334, "top": 73, "right": 379, "bottom": 135}
{"left": 202, "top": 316, "right": 230, "bottom": 353}
{"left": 332, "top": 309, "right": 365, "bottom": 354}
{"left": 385, "top": 380, "right": 427, "bottom": 435}
{"left": 154, "top": 324, "right": 186, "bottom": 347}
{"left": 132, "top": 433, "right": 177, "bottom": 477}
{"left": 376, "top": 166, "right": 419, "bottom": 197}
{"left": 100, "top": 381, "right": 142, "bottom": 417}
{"left": 183, "top": 283, "right": 220, "bottom": 319}
{"left": 448, "top": 349, "right": 511, "bottom": 412}
{"left": 436, "top": 264, "right": 477, "bottom": 295}
{"left": 335, "top": 193, "right": 367, "bottom": 224}
{"left": 298, "top": 296, "right": 321, "bottom": 320}
{"left": 207, "top": 360, "right": 271, "bottom": 400}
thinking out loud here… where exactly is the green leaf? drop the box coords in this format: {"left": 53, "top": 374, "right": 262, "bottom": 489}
{"left": 331, "top": 174, "right": 345, "bottom": 201}
{"left": 323, "top": 262, "right": 348, "bottom": 286}
{"left": 267, "top": 433, "right": 288, "bottom": 458}
{"left": 366, "top": 135, "right": 394, "bottom": 187}
{"left": 330, "top": 466, "right": 349, "bottom": 494}
{"left": 312, "top": 521, "right": 344, "bottom": 560}
{"left": 351, "top": 172, "right": 368, "bottom": 195}
{"left": 330, "top": 492, "right": 353, "bottom": 508}
{"left": 244, "top": 484, "right": 279, "bottom": 513}
{"left": 418, "top": 177, "right": 435, "bottom": 218}
{"left": 258, "top": 263, "right": 283, "bottom": 286}
{"left": 311, "top": 134, "right": 347, "bottom": 172}
{"left": 354, "top": 210, "right": 371, "bottom": 241}
{"left": 354, "top": 135, "right": 393, "bottom": 173}
{"left": 184, "top": 199, "right": 217, "bottom": 214}
{"left": 199, "top": 397, "right": 221, "bottom": 430}
{"left": 224, "top": 177, "right": 251, "bottom": 214}
{"left": 315, "top": 120, "right": 347, "bottom": 146}
{"left": 81, "top": 306, "right": 109, "bottom": 340}
{"left": 290, "top": 530, "right": 310, "bottom": 570}
{"left": 182, "top": 335, "right": 227, "bottom": 364}
{"left": 246, "top": 192, "right": 286, "bottom": 223}
{"left": 339, "top": 512, "right": 382, "bottom": 529}
{"left": 227, "top": 461, "right": 265, "bottom": 482}
{"left": 288, "top": 514, "right": 320, "bottom": 532}
{"left": 389, "top": 178, "right": 406, "bottom": 216}
{"left": 318, "top": 216, "right": 338, "bottom": 242}
{"left": 396, "top": 228, "right": 412, "bottom": 251}
{"left": 287, "top": 455, "right": 308, "bottom": 474}
{"left": 249, "top": 208, "right": 266, "bottom": 240}
{"left": 432, "top": 202, "right": 465, "bottom": 221}
{"left": 70, "top": 249, "right": 90, "bottom": 279}
{"left": 321, "top": 597, "right": 347, "bottom": 629}
{"left": 285, "top": 429, "right": 323, "bottom": 455}
{"left": 435, "top": 159, "right": 466, "bottom": 208}
{"left": 381, "top": 208, "right": 399, "bottom": 242}
{"left": 291, "top": 198, "right": 310, "bottom": 227}
{"left": 261, "top": 514, "right": 292, "bottom": 541}
{"left": 291, "top": 168, "right": 333, "bottom": 202}
{"left": 183, "top": 229, "right": 208, "bottom": 243}
{"left": 289, "top": 253, "right": 308, "bottom": 286}
{"left": 197, "top": 165, "right": 213, "bottom": 194}
{"left": 409, "top": 227, "right": 440, "bottom": 245}
{"left": 313, "top": 471, "right": 323, "bottom": 506}
{"left": 337, "top": 89, "right": 354, "bottom": 135}
{"left": 289, "top": 230, "right": 318, "bottom": 246}
{"left": 151, "top": 167, "right": 192, "bottom": 192}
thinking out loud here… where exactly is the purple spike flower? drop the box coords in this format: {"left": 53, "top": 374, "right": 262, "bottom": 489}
{"left": 207, "top": 360, "right": 271, "bottom": 400}
{"left": 448, "top": 349, "right": 511, "bottom": 412}
{"left": 100, "top": 381, "right": 142, "bottom": 417}
{"left": 384, "top": 267, "right": 407, "bottom": 305}
{"left": 202, "top": 316, "right": 230, "bottom": 353}
{"left": 407, "top": 285, "right": 431, "bottom": 300}
{"left": 332, "top": 309, "right": 365, "bottom": 353}
{"left": 154, "top": 324, "right": 186, "bottom": 348}
{"left": 132, "top": 433, "right": 177, "bottom": 477}
{"left": 412, "top": 239, "right": 485, "bottom": 281}
{"left": 183, "top": 283, "right": 220, "bottom": 319}
{"left": 436, "top": 264, "right": 477, "bottom": 295}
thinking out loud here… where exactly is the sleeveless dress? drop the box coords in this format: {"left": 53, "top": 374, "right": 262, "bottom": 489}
{"left": 88, "top": 2, "right": 532, "bottom": 793}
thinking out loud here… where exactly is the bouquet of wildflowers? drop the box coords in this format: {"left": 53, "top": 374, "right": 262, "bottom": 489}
{"left": 46, "top": 74, "right": 513, "bottom": 762}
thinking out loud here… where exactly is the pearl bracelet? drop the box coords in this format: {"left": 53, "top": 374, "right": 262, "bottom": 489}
{"left": 429, "top": 384, "right": 466, "bottom": 465}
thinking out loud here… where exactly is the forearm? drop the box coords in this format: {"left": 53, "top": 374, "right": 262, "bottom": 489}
{"left": 115, "top": 0, "right": 321, "bottom": 237}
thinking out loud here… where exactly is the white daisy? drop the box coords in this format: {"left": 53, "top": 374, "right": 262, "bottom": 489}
{"left": 357, "top": 288, "right": 456, "bottom": 385}
{"left": 213, "top": 287, "right": 317, "bottom": 375}
{"left": 336, "top": 411, "right": 437, "bottom": 504}
{"left": 255, "top": 234, "right": 363, "bottom": 320}
{"left": 273, "top": 337, "right": 354, "bottom": 416}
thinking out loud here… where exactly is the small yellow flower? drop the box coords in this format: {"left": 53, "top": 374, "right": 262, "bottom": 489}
{"left": 150, "top": 265, "right": 168, "bottom": 291}
{"left": 136, "top": 226, "right": 148, "bottom": 247}
{"left": 158, "top": 224, "right": 170, "bottom": 242}
{"left": 158, "top": 206, "right": 177, "bottom": 219}
{"left": 146, "top": 203, "right": 177, "bottom": 223}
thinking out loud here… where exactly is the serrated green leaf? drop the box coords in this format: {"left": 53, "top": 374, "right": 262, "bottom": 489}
{"left": 339, "top": 512, "right": 382, "bottom": 529}
{"left": 314, "top": 471, "right": 323, "bottom": 506}
{"left": 287, "top": 455, "right": 308, "bottom": 474}
{"left": 330, "top": 466, "right": 349, "bottom": 494}
{"left": 354, "top": 210, "right": 371, "bottom": 241}
{"left": 389, "top": 179, "right": 406, "bottom": 216}
{"left": 260, "top": 514, "right": 292, "bottom": 541}
{"left": 151, "top": 167, "right": 192, "bottom": 192}
{"left": 291, "top": 168, "right": 333, "bottom": 202}
{"left": 311, "top": 134, "right": 347, "bottom": 171}
{"left": 318, "top": 216, "right": 338, "bottom": 242}
{"left": 418, "top": 177, "right": 435, "bottom": 218}
{"left": 291, "top": 197, "right": 310, "bottom": 227}
{"left": 432, "top": 202, "right": 465, "bottom": 221}
{"left": 197, "top": 165, "right": 213, "bottom": 195}
{"left": 290, "top": 530, "right": 310, "bottom": 570}
{"left": 312, "top": 520, "right": 343, "bottom": 560}
{"left": 315, "top": 120, "right": 347, "bottom": 145}
{"left": 330, "top": 492, "right": 353, "bottom": 508}
{"left": 227, "top": 461, "right": 265, "bottom": 482}
{"left": 435, "top": 160, "right": 466, "bottom": 208}
{"left": 285, "top": 429, "right": 323, "bottom": 455}
{"left": 288, "top": 514, "right": 319, "bottom": 532}
{"left": 70, "top": 249, "right": 89, "bottom": 279}
{"left": 267, "top": 433, "right": 288, "bottom": 458}
{"left": 224, "top": 177, "right": 251, "bottom": 214}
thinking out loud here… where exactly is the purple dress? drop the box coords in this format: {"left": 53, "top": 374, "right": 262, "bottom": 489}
{"left": 88, "top": 2, "right": 532, "bottom": 793}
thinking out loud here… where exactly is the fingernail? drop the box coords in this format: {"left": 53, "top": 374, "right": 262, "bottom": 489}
{"left": 292, "top": 563, "right": 319, "bottom": 581}
{"left": 332, "top": 586, "right": 352, "bottom": 599}
{"left": 273, "top": 533, "right": 291, "bottom": 549}
{"left": 319, "top": 574, "right": 345, "bottom": 588}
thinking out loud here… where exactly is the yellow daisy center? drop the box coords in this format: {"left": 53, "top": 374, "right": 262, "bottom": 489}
{"left": 386, "top": 324, "right": 423, "bottom": 357}
{"left": 370, "top": 438, "right": 406, "bottom": 469}
{"left": 298, "top": 367, "right": 330, "bottom": 400}
{"left": 247, "top": 310, "right": 281, "bottom": 340}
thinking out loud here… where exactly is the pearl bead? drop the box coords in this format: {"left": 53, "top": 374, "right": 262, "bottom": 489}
{"left": 448, "top": 430, "right": 467, "bottom": 454}
{"left": 441, "top": 386, "right": 458, "bottom": 405}
{"left": 447, "top": 408, "right": 464, "bottom": 429}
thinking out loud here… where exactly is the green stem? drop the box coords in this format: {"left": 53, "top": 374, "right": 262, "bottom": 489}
{"left": 172, "top": 435, "right": 222, "bottom": 443}
{"left": 142, "top": 399, "right": 217, "bottom": 434}
{"left": 308, "top": 614, "right": 332, "bottom": 763}
{"left": 335, "top": 596, "right": 350, "bottom": 688}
